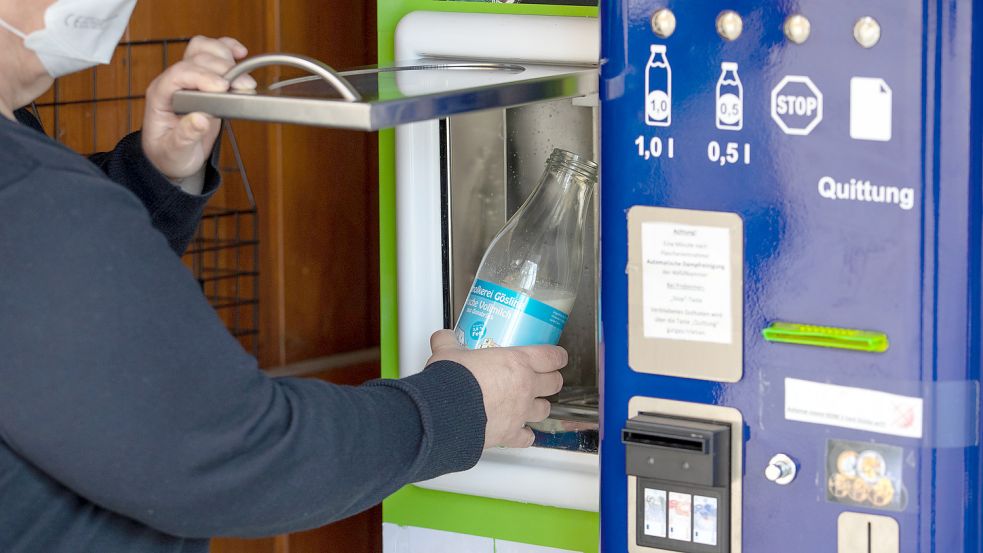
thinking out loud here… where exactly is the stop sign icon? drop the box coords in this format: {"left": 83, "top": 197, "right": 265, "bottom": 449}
{"left": 771, "top": 75, "right": 823, "bottom": 135}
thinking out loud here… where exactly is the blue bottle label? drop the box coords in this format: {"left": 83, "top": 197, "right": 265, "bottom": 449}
{"left": 454, "top": 279, "right": 569, "bottom": 348}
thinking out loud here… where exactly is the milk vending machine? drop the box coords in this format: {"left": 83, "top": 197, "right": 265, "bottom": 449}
{"left": 172, "top": 0, "right": 983, "bottom": 551}
{"left": 600, "top": 1, "right": 982, "bottom": 552}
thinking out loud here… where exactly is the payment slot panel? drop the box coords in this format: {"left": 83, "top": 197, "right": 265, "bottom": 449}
{"left": 623, "top": 414, "right": 731, "bottom": 552}
{"left": 623, "top": 398, "right": 744, "bottom": 553}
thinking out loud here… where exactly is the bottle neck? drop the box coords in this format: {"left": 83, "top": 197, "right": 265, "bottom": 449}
{"left": 537, "top": 150, "right": 597, "bottom": 210}
{"left": 525, "top": 164, "right": 593, "bottom": 226}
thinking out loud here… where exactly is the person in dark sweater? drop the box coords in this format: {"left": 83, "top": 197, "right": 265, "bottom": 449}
{"left": 0, "top": 2, "right": 565, "bottom": 552}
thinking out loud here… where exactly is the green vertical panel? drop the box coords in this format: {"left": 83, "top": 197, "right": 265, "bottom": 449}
{"left": 384, "top": 486, "right": 599, "bottom": 553}
{"left": 379, "top": 126, "right": 399, "bottom": 380}
{"left": 375, "top": 0, "right": 599, "bottom": 381}
{"left": 377, "top": 1, "right": 600, "bottom": 550}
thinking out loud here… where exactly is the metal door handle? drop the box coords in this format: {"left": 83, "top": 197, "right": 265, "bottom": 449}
{"left": 224, "top": 53, "right": 362, "bottom": 102}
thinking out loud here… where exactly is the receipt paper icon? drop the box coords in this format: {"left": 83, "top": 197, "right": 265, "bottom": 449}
{"left": 850, "top": 77, "right": 892, "bottom": 142}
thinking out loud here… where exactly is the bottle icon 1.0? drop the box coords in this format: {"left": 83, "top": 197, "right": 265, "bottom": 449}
{"left": 716, "top": 62, "right": 743, "bottom": 130}
{"left": 645, "top": 44, "right": 671, "bottom": 127}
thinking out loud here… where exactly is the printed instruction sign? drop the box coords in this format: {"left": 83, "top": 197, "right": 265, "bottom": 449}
{"left": 641, "top": 222, "right": 733, "bottom": 344}
{"left": 785, "top": 378, "right": 924, "bottom": 438}
{"left": 628, "top": 206, "right": 743, "bottom": 382}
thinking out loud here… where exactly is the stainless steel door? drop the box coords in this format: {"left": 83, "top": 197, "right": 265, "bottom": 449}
{"left": 173, "top": 53, "right": 597, "bottom": 131}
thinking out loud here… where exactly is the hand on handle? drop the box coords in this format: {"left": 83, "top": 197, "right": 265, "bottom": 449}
{"left": 141, "top": 36, "right": 257, "bottom": 181}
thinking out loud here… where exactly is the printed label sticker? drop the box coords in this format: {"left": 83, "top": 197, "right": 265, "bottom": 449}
{"left": 785, "top": 378, "right": 923, "bottom": 438}
{"left": 826, "top": 439, "right": 907, "bottom": 512}
{"left": 455, "top": 279, "right": 569, "bottom": 349}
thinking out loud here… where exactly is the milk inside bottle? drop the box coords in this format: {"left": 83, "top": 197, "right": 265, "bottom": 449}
{"left": 454, "top": 148, "right": 598, "bottom": 349}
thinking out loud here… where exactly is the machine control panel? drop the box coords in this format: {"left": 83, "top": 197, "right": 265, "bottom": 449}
{"left": 623, "top": 414, "right": 731, "bottom": 552}
{"left": 600, "top": 0, "right": 983, "bottom": 551}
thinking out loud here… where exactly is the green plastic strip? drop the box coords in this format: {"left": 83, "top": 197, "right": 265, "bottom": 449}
{"left": 762, "top": 322, "right": 889, "bottom": 353}
{"left": 378, "top": 5, "right": 600, "bottom": 553}
{"left": 384, "top": 485, "right": 599, "bottom": 552}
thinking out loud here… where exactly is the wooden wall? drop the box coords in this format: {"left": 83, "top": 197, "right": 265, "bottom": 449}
{"left": 275, "top": 1, "right": 380, "bottom": 366}
{"left": 125, "top": 0, "right": 380, "bottom": 370}
{"left": 43, "top": 1, "right": 382, "bottom": 552}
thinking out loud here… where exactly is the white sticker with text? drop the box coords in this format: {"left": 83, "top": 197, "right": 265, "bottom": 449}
{"left": 785, "top": 378, "right": 923, "bottom": 438}
{"left": 641, "top": 222, "right": 732, "bottom": 344}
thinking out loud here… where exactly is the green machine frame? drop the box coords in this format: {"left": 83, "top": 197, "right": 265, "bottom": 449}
{"left": 377, "top": 1, "right": 598, "bottom": 551}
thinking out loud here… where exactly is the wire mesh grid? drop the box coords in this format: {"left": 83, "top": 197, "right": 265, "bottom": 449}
{"left": 34, "top": 38, "right": 261, "bottom": 357}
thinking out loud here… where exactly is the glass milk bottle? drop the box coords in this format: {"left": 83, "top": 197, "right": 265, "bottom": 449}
{"left": 454, "top": 148, "right": 598, "bottom": 349}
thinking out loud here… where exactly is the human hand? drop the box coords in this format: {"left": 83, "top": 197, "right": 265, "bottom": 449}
{"left": 141, "top": 36, "right": 256, "bottom": 180}
{"left": 427, "top": 330, "right": 565, "bottom": 449}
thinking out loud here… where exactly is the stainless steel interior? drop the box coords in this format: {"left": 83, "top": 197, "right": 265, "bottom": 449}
{"left": 443, "top": 98, "right": 599, "bottom": 453}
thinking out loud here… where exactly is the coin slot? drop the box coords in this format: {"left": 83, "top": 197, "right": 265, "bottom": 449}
{"left": 837, "top": 512, "right": 899, "bottom": 553}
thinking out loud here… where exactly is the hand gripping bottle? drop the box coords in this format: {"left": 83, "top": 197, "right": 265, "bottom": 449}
{"left": 454, "top": 148, "right": 597, "bottom": 349}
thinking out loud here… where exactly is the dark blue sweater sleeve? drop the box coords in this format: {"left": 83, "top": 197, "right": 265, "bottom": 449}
{"left": 0, "top": 162, "right": 486, "bottom": 538}
{"left": 87, "top": 131, "right": 222, "bottom": 255}
{"left": 14, "top": 107, "right": 219, "bottom": 255}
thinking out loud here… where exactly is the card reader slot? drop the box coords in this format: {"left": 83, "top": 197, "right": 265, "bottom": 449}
{"left": 622, "top": 430, "right": 706, "bottom": 452}
{"left": 623, "top": 414, "right": 731, "bottom": 487}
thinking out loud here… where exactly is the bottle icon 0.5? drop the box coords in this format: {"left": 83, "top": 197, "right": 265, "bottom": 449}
{"left": 716, "top": 62, "right": 743, "bottom": 130}
{"left": 645, "top": 44, "right": 671, "bottom": 127}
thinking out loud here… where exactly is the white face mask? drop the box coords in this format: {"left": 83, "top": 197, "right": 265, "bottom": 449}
{"left": 0, "top": 0, "right": 137, "bottom": 78}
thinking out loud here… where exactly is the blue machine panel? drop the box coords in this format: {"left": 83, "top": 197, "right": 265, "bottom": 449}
{"left": 600, "top": 1, "right": 983, "bottom": 551}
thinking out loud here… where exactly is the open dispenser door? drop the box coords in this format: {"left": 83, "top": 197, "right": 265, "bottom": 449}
{"left": 173, "top": 12, "right": 597, "bottom": 131}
